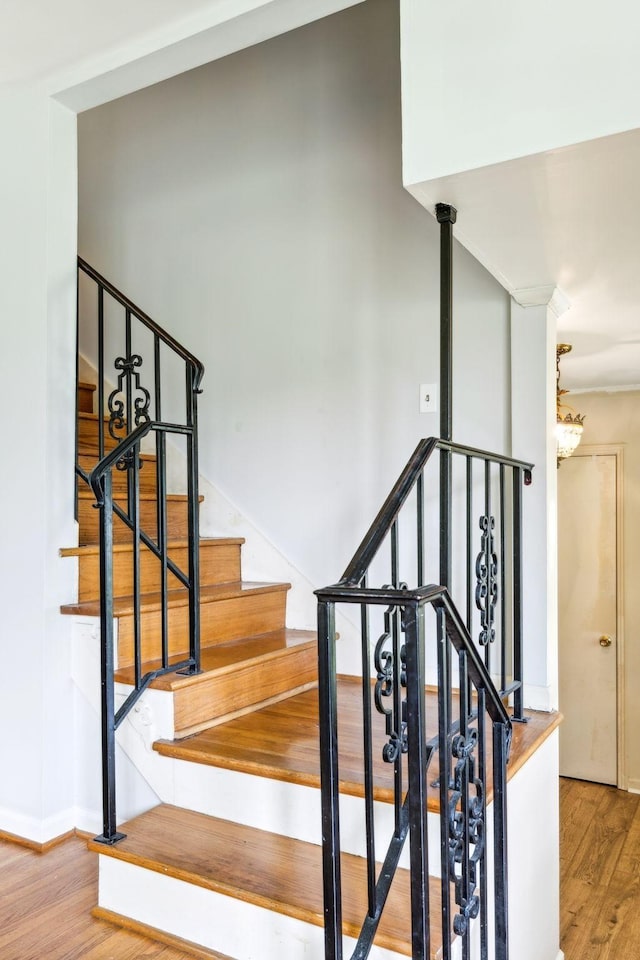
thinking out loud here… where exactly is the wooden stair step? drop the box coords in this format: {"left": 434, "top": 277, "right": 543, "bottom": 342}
{"left": 77, "top": 451, "right": 158, "bottom": 493}
{"left": 76, "top": 490, "right": 203, "bottom": 545}
{"left": 88, "top": 804, "right": 443, "bottom": 958}
{"left": 60, "top": 537, "right": 244, "bottom": 600}
{"left": 115, "top": 629, "right": 317, "bottom": 737}
{"left": 154, "top": 680, "right": 562, "bottom": 810}
{"left": 62, "top": 580, "right": 291, "bottom": 668}
{"left": 77, "top": 380, "right": 96, "bottom": 414}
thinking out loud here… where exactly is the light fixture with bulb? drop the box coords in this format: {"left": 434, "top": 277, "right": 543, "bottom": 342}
{"left": 556, "top": 343, "right": 585, "bottom": 467}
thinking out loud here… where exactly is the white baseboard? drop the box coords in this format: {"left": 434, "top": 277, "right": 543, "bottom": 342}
{"left": 627, "top": 779, "right": 640, "bottom": 795}
{"left": 0, "top": 805, "right": 76, "bottom": 846}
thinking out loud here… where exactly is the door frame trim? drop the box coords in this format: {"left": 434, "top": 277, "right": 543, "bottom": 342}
{"left": 569, "top": 443, "right": 625, "bottom": 789}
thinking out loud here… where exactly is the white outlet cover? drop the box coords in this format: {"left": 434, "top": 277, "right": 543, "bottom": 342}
{"left": 419, "top": 383, "right": 437, "bottom": 414}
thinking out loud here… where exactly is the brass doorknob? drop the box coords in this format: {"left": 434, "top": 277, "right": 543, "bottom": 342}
{"left": 599, "top": 635, "right": 613, "bottom": 648}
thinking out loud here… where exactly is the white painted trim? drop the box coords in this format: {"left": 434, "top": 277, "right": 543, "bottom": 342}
{"left": 570, "top": 383, "right": 640, "bottom": 395}
{"left": 627, "top": 779, "right": 640, "bottom": 795}
{"left": 569, "top": 444, "right": 626, "bottom": 790}
{"left": 523, "top": 682, "right": 556, "bottom": 712}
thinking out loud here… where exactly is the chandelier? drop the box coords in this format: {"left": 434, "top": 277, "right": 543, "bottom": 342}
{"left": 556, "top": 343, "right": 585, "bottom": 467}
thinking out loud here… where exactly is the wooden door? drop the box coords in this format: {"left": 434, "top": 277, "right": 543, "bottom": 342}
{"left": 558, "top": 451, "right": 619, "bottom": 785}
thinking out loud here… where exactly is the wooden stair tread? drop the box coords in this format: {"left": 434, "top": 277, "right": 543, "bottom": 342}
{"left": 61, "top": 580, "right": 290, "bottom": 617}
{"left": 78, "top": 380, "right": 96, "bottom": 391}
{"left": 88, "top": 804, "right": 442, "bottom": 957}
{"left": 114, "top": 629, "right": 316, "bottom": 688}
{"left": 60, "top": 536, "right": 245, "bottom": 558}
{"left": 154, "top": 680, "right": 561, "bottom": 809}
{"left": 76, "top": 489, "right": 202, "bottom": 502}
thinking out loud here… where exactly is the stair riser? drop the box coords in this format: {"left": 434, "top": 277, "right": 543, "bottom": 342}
{"left": 159, "top": 757, "right": 442, "bottom": 874}
{"left": 77, "top": 414, "right": 125, "bottom": 451}
{"left": 172, "top": 643, "right": 317, "bottom": 736}
{"left": 78, "top": 384, "right": 95, "bottom": 414}
{"left": 78, "top": 497, "right": 192, "bottom": 545}
{"left": 77, "top": 455, "right": 158, "bottom": 494}
{"left": 116, "top": 589, "right": 288, "bottom": 667}
{"left": 97, "top": 857, "right": 410, "bottom": 960}
{"left": 77, "top": 542, "right": 242, "bottom": 601}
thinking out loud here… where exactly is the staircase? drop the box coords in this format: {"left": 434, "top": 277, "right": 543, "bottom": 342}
{"left": 64, "top": 375, "right": 429, "bottom": 959}
{"left": 63, "top": 261, "right": 562, "bottom": 960}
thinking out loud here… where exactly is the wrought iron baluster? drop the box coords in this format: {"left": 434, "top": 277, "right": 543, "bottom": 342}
{"left": 466, "top": 456, "right": 473, "bottom": 633}
{"left": 512, "top": 468, "right": 524, "bottom": 721}
{"left": 417, "top": 471, "right": 424, "bottom": 587}
{"left": 403, "top": 601, "right": 430, "bottom": 960}
{"left": 499, "top": 465, "right": 506, "bottom": 694}
{"left": 132, "top": 445, "right": 142, "bottom": 690}
{"left": 95, "top": 470, "right": 125, "bottom": 846}
{"left": 98, "top": 285, "right": 105, "bottom": 462}
{"left": 437, "top": 607, "right": 452, "bottom": 960}
{"left": 317, "top": 600, "right": 343, "bottom": 960}
{"left": 477, "top": 688, "right": 488, "bottom": 960}
{"left": 186, "top": 363, "right": 201, "bottom": 672}
{"left": 360, "top": 575, "right": 376, "bottom": 918}
{"left": 475, "top": 514, "right": 498, "bottom": 653}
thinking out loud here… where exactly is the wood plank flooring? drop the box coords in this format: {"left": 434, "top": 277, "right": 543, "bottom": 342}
{"left": 560, "top": 777, "right": 640, "bottom": 960}
{"left": 0, "top": 834, "right": 230, "bottom": 960}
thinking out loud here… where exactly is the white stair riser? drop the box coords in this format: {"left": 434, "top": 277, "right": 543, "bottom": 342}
{"left": 99, "top": 856, "right": 409, "bottom": 960}
{"left": 171, "top": 757, "right": 443, "bottom": 875}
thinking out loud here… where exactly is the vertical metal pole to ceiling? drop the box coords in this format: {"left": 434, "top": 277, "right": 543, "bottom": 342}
{"left": 436, "top": 202, "right": 457, "bottom": 589}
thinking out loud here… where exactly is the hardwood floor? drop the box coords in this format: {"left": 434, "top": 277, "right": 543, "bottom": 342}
{"left": 560, "top": 777, "right": 640, "bottom": 959}
{"left": 2, "top": 777, "right": 637, "bottom": 958}
{"left": 0, "top": 834, "right": 228, "bottom": 960}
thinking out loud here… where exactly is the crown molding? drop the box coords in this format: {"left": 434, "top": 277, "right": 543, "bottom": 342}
{"left": 511, "top": 285, "right": 571, "bottom": 319}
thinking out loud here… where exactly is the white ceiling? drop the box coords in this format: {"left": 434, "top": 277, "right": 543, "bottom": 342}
{"left": 412, "top": 127, "right": 640, "bottom": 393}
{"left": 0, "top": 0, "right": 223, "bottom": 83}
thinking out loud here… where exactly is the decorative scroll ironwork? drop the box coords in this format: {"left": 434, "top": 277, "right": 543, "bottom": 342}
{"left": 107, "top": 354, "right": 151, "bottom": 469}
{"left": 108, "top": 354, "right": 151, "bottom": 437}
{"left": 475, "top": 515, "right": 498, "bottom": 645}
{"left": 374, "top": 587, "right": 408, "bottom": 764}
{"left": 448, "top": 728, "right": 485, "bottom": 937}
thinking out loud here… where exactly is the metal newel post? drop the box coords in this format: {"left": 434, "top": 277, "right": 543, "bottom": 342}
{"left": 436, "top": 202, "right": 457, "bottom": 591}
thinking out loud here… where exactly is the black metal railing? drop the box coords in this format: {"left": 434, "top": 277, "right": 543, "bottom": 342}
{"left": 76, "top": 257, "right": 204, "bottom": 844}
{"left": 316, "top": 437, "right": 533, "bottom": 960}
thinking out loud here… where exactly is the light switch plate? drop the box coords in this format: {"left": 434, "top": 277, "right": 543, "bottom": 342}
{"left": 419, "top": 383, "right": 437, "bottom": 414}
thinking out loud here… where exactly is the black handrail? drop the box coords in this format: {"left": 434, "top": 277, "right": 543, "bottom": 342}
{"left": 341, "top": 438, "right": 533, "bottom": 587}
{"left": 76, "top": 258, "right": 203, "bottom": 845}
{"left": 78, "top": 257, "right": 204, "bottom": 391}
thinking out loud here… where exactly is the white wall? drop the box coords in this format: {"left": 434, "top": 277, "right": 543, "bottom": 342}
{"left": 0, "top": 88, "right": 78, "bottom": 841}
{"left": 78, "top": 0, "right": 512, "bottom": 597}
{"left": 400, "top": 0, "right": 640, "bottom": 186}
